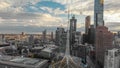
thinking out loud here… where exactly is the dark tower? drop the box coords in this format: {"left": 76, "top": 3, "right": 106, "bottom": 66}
{"left": 85, "top": 16, "right": 91, "bottom": 34}
{"left": 42, "top": 29, "right": 46, "bottom": 43}
{"left": 51, "top": 32, "right": 53, "bottom": 41}
{"left": 69, "top": 15, "right": 77, "bottom": 54}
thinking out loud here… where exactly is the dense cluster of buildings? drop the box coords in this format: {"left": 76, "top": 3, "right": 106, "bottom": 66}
{"left": 55, "top": 0, "right": 120, "bottom": 68}
{"left": 0, "top": 0, "right": 119, "bottom": 68}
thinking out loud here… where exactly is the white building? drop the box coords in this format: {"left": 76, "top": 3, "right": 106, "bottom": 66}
{"left": 114, "top": 35, "right": 120, "bottom": 47}
{"left": 104, "top": 48, "right": 120, "bottom": 68}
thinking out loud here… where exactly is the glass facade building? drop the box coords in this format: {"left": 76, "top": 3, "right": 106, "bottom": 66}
{"left": 94, "top": 0, "right": 104, "bottom": 27}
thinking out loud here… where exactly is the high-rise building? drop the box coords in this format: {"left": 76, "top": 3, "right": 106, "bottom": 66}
{"left": 29, "top": 35, "right": 34, "bottom": 43}
{"left": 70, "top": 15, "right": 77, "bottom": 54}
{"left": 88, "top": 25, "right": 95, "bottom": 44}
{"left": 51, "top": 32, "right": 53, "bottom": 41}
{"left": 85, "top": 16, "right": 91, "bottom": 34}
{"left": 95, "top": 26, "right": 114, "bottom": 68}
{"left": 104, "top": 48, "right": 120, "bottom": 68}
{"left": 42, "top": 29, "right": 47, "bottom": 43}
{"left": 55, "top": 27, "right": 67, "bottom": 52}
{"left": 70, "top": 15, "right": 77, "bottom": 32}
{"left": 94, "top": 0, "right": 104, "bottom": 27}
{"left": 118, "top": 31, "right": 120, "bottom": 38}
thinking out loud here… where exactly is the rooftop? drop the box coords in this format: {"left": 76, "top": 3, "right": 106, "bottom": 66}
{"left": 0, "top": 55, "right": 48, "bottom": 68}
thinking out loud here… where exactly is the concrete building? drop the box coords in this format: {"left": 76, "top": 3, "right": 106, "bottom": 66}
{"left": 94, "top": 0, "right": 104, "bottom": 27}
{"left": 42, "top": 29, "right": 47, "bottom": 43}
{"left": 95, "top": 26, "right": 114, "bottom": 68}
{"left": 104, "top": 48, "right": 120, "bottom": 68}
{"left": 88, "top": 25, "right": 95, "bottom": 44}
{"left": 70, "top": 15, "right": 77, "bottom": 54}
{"left": 0, "top": 55, "right": 49, "bottom": 68}
{"left": 85, "top": 16, "right": 91, "bottom": 34}
{"left": 55, "top": 27, "right": 67, "bottom": 52}
{"left": 118, "top": 31, "right": 120, "bottom": 38}
{"left": 29, "top": 35, "right": 34, "bottom": 43}
{"left": 51, "top": 32, "right": 54, "bottom": 41}
{"left": 75, "top": 32, "right": 81, "bottom": 44}
{"left": 114, "top": 36, "right": 120, "bottom": 47}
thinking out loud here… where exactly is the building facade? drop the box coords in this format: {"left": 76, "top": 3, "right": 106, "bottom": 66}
{"left": 55, "top": 27, "right": 67, "bottom": 52}
{"left": 94, "top": 0, "right": 104, "bottom": 27}
{"left": 104, "top": 48, "right": 120, "bottom": 68}
{"left": 95, "top": 26, "right": 114, "bottom": 68}
{"left": 70, "top": 15, "right": 77, "bottom": 54}
{"left": 85, "top": 16, "right": 91, "bottom": 34}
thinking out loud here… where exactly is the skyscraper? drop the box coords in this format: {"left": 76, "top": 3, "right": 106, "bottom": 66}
{"left": 42, "top": 29, "right": 47, "bottom": 43}
{"left": 55, "top": 27, "right": 67, "bottom": 52}
{"left": 51, "top": 32, "right": 53, "bottom": 41}
{"left": 94, "top": 0, "right": 104, "bottom": 27}
{"left": 88, "top": 25, "right": 95, "bottom": 44}
{"left": 118, "top": 31, "right": 120, "bottom": 38}
{"left": 95, "top": 26, "right": 114, "bottom": 68}
{"left": 70, "top": 15, "right": 77, "bottom": 44}
{"left": 85, "top": 16, "right": 91, "bottom": 34}
{"left": 70, "top": 15, "right": 77, "bottom": 54}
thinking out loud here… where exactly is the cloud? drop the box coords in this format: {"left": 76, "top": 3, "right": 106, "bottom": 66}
{"left": 0, "top": 0, "right": 120, "bottom": 33}
{"left": 0, "top": 2, "right": 10, "bottom": 10}
{"left": 106, "top": 22, "right": 120, "bottom": 32}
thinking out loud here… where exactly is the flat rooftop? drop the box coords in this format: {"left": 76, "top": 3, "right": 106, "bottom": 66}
{"left": 0, "top": 55, "right": 48, "bottom": 68}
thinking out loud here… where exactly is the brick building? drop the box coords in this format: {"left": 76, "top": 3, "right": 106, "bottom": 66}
{"left": 95, "top": 26, "right": 114, "bottom": 68}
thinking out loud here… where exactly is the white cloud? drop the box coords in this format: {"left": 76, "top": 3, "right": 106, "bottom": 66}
{"left": 29, "top": 13, "right": 63, "bottom": 27}
{"left": 40, "top": 7, "right": 53, "bottom": 13}
{"left": 0, "top": 2, "right": 10, "bottom": 10}
{"left": 0, "top": 0, "right": 120, "bottom": 33}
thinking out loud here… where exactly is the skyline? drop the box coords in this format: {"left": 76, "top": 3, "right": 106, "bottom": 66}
{"left": 0, "top": 0, "right": 120, "bottom": 33}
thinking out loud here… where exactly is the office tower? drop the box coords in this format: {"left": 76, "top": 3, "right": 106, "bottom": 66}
{"left": 95, "top": 26, "right": 114, "bottom": 68}
{"left": 42, "top": 29, "right": 47, "bottom": 43}
{"left": 77, "top": 44, "right": 87, "bottom": 64}
{"left": 70, "top": 15, "right": 77, "bottom": 54}
{"left": 51, "top": 32, "right": 53, "bottom": 41}
{"left": 75, "top": 32, "right": 81, "bottom": 44}
{"left": 55, "top": 27, "right": 67, "bottom": 52}
{"left": 94, "top": 0, "right": 104, "bottom": 27}
{"left": 70, "top": 15, "right": 77, "bottom": 32}
{"left": 118, "top": 31, "right": 120, "bottom": 38}
{"left": 55, "top": 27, "right": 65, "bottom": 46}
{"left": 82, "top": 34, "right": 88, "bottom": 44}
{"left": 104, "top": 48, "right": 120, "bottom": 68}
{"left": 85, "top": 16, "right": 91, "bottom": 34}
{"left": 88, "top": 25, "right": 95, "bottom": 44}
{"left": 29, "top": 35, "right": 34, "bottom": 43}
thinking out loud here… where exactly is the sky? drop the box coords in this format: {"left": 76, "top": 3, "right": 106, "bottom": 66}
{"left": 0, "top": 0, "right": 120, "bottom": 33}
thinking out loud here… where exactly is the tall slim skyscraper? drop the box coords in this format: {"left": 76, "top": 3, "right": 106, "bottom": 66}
{"left": 85, "top": 16, "right": 91, "bottom": 34}
{"left": 70, "top": 15, "right": 77, "bottom": 32}
{"left": 94, "top": 0, "right": 104, "bottom": 27}
{"left": 70, "top": 15, "right": 77, "bottom": 53}
{"left": 69, "top": 15, "right": 77, "bottom": 55}
{"left": 70, "top": 15, "right": 77, "bottom": 44}
{"left": 51, "top": 32, "right": 53, "bottom": 41}
{"left": 42, "top": 29, "right": 47, "bottom": 43}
